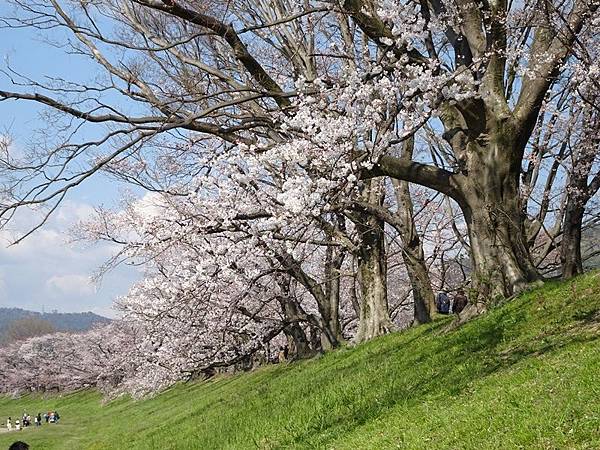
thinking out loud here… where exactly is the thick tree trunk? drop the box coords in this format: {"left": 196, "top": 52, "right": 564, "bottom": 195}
{"left": 560, "top": 156, "right": 599, "bottom": 279}
{"left": 367, "top": 106, "right": 551, "bottom": 304}
{"left": 354, "top": 212, "right": 394, "bottom": 342}
{"left": 356, "top": 233, "right": 393, "bottom": 341}
{"left": 284, "top": 324, "right": 314, "bottom": 360}
{"left": 403, "top": 248, "right": 435, "bottom": 324}
{"left": 277, "top": 295, "right": 316, "bottom": 359}
{"left": 560, "top": 201, "right": 585, "bottom": 279}
{"left": 372, "top": 150, "right": 543, "bottom": 301}
{"left": 460, "top": 151, "right": 542, "bottom": 300}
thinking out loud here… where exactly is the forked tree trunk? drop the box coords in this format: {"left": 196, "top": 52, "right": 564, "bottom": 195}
{"left": 374, "top": 145, "right": 543, "bottom": 302}
{"left": 274, "top": 250, "right": 341, "bottom": 349}
{"left": 274, "top": 276, "right": 318, "bottom": 359}
{"left": 351, "top": 178, "right": 436, "bottom": 325}
{"left": 277, "top": 295, "right": 316, "bottom": 359}
{"left": 363, "top": 0, "right": 594, "bottom": 302}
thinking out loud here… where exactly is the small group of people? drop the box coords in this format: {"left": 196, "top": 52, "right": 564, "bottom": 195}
{"left": 5, "top": 411, "right": 59, "bottom": 432}
{"left": 435, "top": 289, "right": 468, "bottom": 315}
{"left": 44, "top": 411, "right": 60, "bottom": 424}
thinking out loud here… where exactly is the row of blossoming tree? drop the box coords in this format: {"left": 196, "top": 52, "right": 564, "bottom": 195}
{"left": 0, "top": 0, "right": 598, "bottom": 396}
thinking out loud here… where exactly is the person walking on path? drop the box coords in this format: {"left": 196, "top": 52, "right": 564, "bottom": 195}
{"left": 36, "top": 413, "right": 42, "bottom": 427}
{"left": 6, "top": 417, "right": 12, "bottom": 431}
{"left": 453, "top": 289, "right": 468, "bottom": 314}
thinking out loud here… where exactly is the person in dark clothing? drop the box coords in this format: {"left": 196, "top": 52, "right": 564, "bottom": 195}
{"left": 436, "top": 291, "right": 450, "bottom": 314}
{"left": 9, "top": 442, "right": 30, "bottom": 450}
{"left": 453, "top": 289, "right": 468, "bottom": 314}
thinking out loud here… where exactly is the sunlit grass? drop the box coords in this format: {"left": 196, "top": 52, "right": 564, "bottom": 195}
{"left": 2, "top": 272, "right": 599, "bottom": 449}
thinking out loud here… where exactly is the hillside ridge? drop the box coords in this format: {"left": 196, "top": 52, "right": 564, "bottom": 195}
{"left": 0, "top": 307, "right": 111, "bottom": 338}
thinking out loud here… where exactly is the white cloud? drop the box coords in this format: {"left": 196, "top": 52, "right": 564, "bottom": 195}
{"left": 0, "top": 199, "right": 139, "bottom": 315}
{"left": 55, "top": 200, "right": 96, "bottom": 225}
{"left": 45, "top": 274, "right": 95, "bottom": 297}
{"left": 133, "top": 191, "right": 168, "bottom": 219}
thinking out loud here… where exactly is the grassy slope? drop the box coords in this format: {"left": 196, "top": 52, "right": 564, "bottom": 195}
{"left": 1, "top": 273, "right": 600, "bottom": 450}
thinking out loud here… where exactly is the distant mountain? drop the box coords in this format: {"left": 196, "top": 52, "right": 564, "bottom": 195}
{"left": 0, "top": 307, "right": 111, "bottom": 342}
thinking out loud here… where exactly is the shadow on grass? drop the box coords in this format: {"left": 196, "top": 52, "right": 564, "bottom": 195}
{"left": 277, "top": 294, "right": 600, "bottom": 448}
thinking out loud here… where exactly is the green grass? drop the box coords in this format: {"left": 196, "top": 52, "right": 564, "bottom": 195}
{"left": 2, "top": 272, "right": 600, "bottom": 449}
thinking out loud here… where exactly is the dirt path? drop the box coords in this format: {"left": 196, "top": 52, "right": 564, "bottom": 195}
{"left": 0, "top": 427, "right": 31, "bottom": 434}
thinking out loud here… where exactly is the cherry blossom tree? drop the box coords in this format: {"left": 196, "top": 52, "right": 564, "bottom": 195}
{"left": 0, "top": 0, "right": 598, "bottom": 345}
{"left": 0, "top": 322, "right": 136, "bottom": 395}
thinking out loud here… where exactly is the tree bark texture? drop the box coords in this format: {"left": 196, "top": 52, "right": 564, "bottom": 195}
{"left": 354, "top": 181, "right": 394, "bottom": 342}
{"left": 457, "top": 124, "right": 542, "bottom": 299}
{"left": 560, "top": 201, "right": 585, "bottom": 279}
{"left": 391, "top": 145, "right": 436, "bottom": 324}
{"left": 321, "top": 244, "right": 346, "bottom": 348}
{"left": 277, "top": 295, "right": 316, "bottom": 359}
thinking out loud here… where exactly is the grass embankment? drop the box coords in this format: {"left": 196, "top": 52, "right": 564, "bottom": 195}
{"left": 1, "top": 273, "right": 600, "bottom": 449}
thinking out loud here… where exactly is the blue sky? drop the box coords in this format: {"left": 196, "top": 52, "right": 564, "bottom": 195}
{"left": 0, "top": 3, "right": 139, "bottom": 317}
